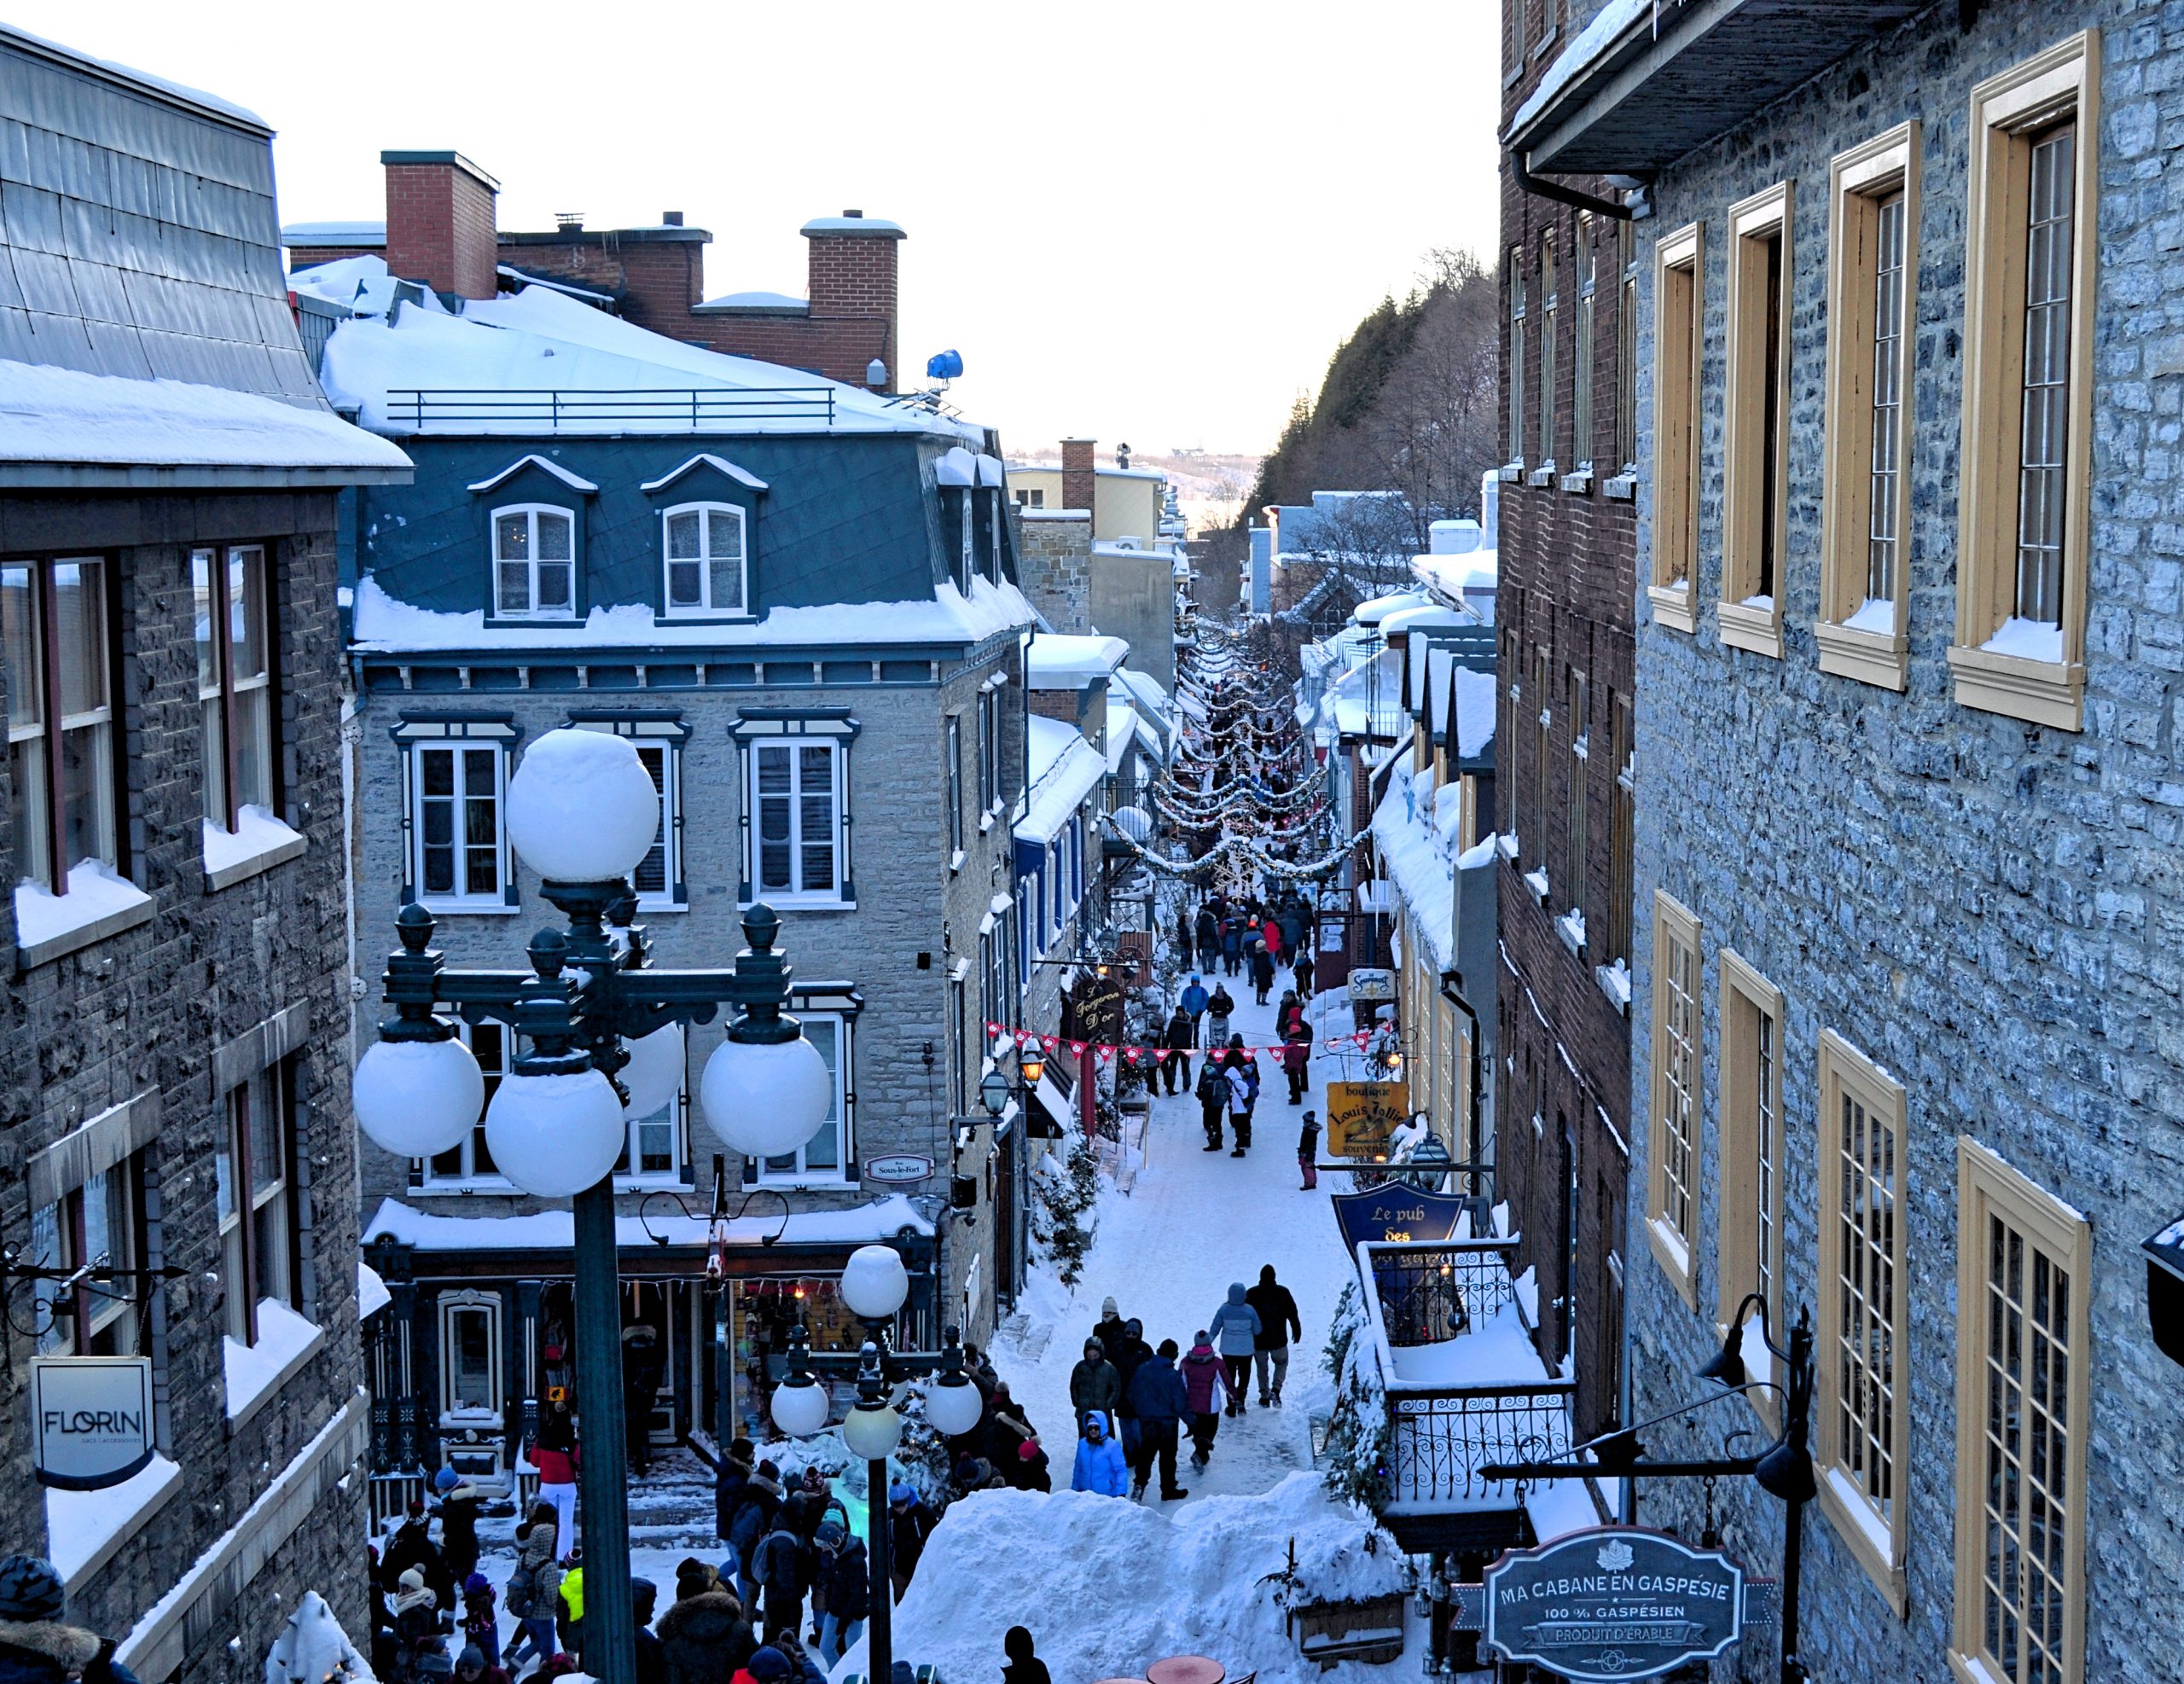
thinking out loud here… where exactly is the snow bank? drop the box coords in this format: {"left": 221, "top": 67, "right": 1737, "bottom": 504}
{"left": 840, "top": 1474, "right": 1403, "bottom": 1684}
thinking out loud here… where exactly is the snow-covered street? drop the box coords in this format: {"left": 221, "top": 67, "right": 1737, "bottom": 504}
{"left": 992, "top": 974, "right": 1368, "bottom": 1507}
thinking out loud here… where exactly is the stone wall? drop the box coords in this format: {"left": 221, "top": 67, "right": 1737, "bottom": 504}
{"left": 1623, "top": 6, "right": 2184, "bottom": 1679}
{"left": 0, "top": 491, "right": 368, "bottom": 1674}
{"left": 1017, "top": 511, "right": 1094, "bottom": 635}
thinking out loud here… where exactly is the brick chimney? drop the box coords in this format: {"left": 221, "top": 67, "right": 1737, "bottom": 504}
{"left": 803, "top": 210, "right": 905, "bottom": 390}
{"left": 1061, "top": 438, "right": 1097, "bottom": 515}
{"left": 381, "top": 150, "right": 499, "bottom": 299}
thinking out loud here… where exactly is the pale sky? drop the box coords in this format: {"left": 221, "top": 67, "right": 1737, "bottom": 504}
{"left": 15, "top": 1, "right": 1502, "bottom": 455}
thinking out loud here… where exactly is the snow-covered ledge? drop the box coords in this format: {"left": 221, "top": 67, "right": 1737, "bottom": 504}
{"left": 15, "top": 862, "right": 155, "bottom": 970}
{"left": 46, "top": 1452, "right": 183, "bottom": 1593}
{"left": 1596, "top": 958, "right": 1633, "bottom": 1016}
{"left": 224, "top": 1300, "right": 325, "bottom": 1429}
{"left": 1522, "top": 868, "right": 1550, "bottom": 904}
{"left": 202, "top": 804, "right": 306, "bottom": 892}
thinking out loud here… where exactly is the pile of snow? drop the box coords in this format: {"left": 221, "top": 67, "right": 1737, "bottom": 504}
{"left": 266, "top": 1591, "right": 375, "bottom": 1684}
{"left": 13, "top": 860, "right": 152, "bottom": 949}
{"left": 839, "top": 1474, "right": 1403, "bottom": 1684}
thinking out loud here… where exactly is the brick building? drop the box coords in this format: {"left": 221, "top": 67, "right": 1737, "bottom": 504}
{"left": 291, "top": 182, "right": 1057, "bottom": 1492}
{"left": 285, "top": 154, "right": 905, "bottom": 390}
{"left": 1514, "top": 3, "right": 2184, "bottom": 1680}
{"left": 1493, "top": 0, "right": 1642, "bottom": 1445}
{"left": 0, "top": 25, "right": 409, "bottom": 1674}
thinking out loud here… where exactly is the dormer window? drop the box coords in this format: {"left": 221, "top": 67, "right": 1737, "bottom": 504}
{"left": 493, "top": 505, "right": 575, "bottom": 618}
{"left": 959, "top": 491, "right": 975, "bottom": 590}
{"left": 662, "top": 502, "right": 747, "bottom": 617}
{"left": 986, "top": 489, "right": 1003, "bottom": 582}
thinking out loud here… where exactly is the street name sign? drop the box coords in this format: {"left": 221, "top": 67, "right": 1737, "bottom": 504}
{"left": 1483, "top": 1527, "right": 1744, "bottom": 1681}
{"left": 863, "top": 1154, "right": 936, "bottom": 1184}
{"left": 31, "top": 1355, "right": 155, "bottom": 1489}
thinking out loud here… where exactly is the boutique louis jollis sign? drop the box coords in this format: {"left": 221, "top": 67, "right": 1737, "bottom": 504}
{"left": 1483, "top": 1527, "right": 1744, "bottom": 1682}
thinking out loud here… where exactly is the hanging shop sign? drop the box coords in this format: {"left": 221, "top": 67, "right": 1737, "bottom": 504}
{"left": 1330, "top": 1184, "right": 1468, "bottom": 1251}
{"left": 1348, "top": 967, "right": 1397, "bottom": 1002}
{"left": 1482, "top": 1528, "right": 1744, "bottom": 1682}
{"left": 30, "top": 1356, "right": 155, "bottom": 1489}
{"left": 1072, "top": 978, "right": 1127, "bottom": 1048}
{"left": 1325, "top": 1080, "right": 1410, "bottom": 1158}
{"left": 863, "top": 1154, "right": 936, "bottom": 1185}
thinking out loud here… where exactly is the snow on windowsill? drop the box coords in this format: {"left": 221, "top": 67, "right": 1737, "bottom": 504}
{"left": 14, "top": 861, "right": 154, "bottom": 966}
{"left": 45, "top": 1453, "right": 183, "bottom": 1589}
{"left": 1738, "top": 593, "right": 1775, "bottom": 612}
{"left": 1981, "top": 616, "right": 2065, "bottom": 664}
{"left": 1556, "top": 907, "right": 1587, "bottom": 954}
{"left": 1604, "top": 473, "right": 1637, "bottom": 501}
{"left": 1522, "top": 868, "right": 1549, "bottom": 903}
{"left": 201, "top": 804, "right": 305, "bottom": 890}
{"left": 1455, "top": 835, "right": 1497, "bottom": 870}
{"left": 1595, "top": 958, "right": 1632, "bottom": 1013}
{"left": 224, "top": 1300, "right": 326, "bottom": 1426}
{"left": 1496, "top": 831, "right": 1519, "bottom": 861}
{"left": 949, "top": 848, "right": 967, "bottom": 874}
{"left": 1840, "top": 596, "right": 1896, "bottom": 635}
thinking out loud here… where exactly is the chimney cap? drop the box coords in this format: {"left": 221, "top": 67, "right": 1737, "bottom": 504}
{"left": 379, "top": 149, "right": 499, "bottom": 191}
{"left": 801, "top": 213, "right": 905, "bottom": 240}
{"left": 662, "top": 210, "right": 684, "bottom": 226}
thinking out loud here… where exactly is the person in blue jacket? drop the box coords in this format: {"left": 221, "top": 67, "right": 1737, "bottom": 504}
{"left": 1070, "top": 1411, "right": 1130, "bottom": 1497}
{"left": 1209, "top": 1283, "right": 1263, "bottom": 1416}
{"left": 1180, "top": 975, "right": 1210, "bottom": 1038}
{"left": 1124, "top": 1339, "right": 1191, "bottom": 1502}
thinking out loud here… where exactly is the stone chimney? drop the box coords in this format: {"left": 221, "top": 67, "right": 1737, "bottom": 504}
{"left": 380, "top": 150, "right": 499, "bottom": 299}
{"left": 804, "top": 210, "right": 905, "bottom": 391}
{"left": 1061, "top": 438, "right": 1097, "bottom": 515}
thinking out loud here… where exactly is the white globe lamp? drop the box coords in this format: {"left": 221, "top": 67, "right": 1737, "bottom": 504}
{"left": 484, "top": 1068, "right": 627, "bottom": 1198}
{"left": 700, "top": 1032, "right": 832, "bottom": 1160}
{"left": 840, "top": 1245, "right": 910, "bottom": 1322}
{"left": 770, "top": 1375, "right": 830, "bottom": 1437}
{"left": 352, "top": 1034, "right": 482, "bottom": 1159}
{"left": 925, "top": 1371, "right": 985, "bottom": 1437}
{"left": 504, "top": 728, "right": 662, "bottom": 884}
{"left": 842, "top": 1397, "right": 903, "bottom": 1460}
{"left": 619, "top": 1023, "right": 684, "bottom": 1117}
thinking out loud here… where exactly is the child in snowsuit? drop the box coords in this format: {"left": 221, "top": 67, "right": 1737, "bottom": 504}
{"left": 1181, "top": 1333, "right": 1227, "bottom": 1469}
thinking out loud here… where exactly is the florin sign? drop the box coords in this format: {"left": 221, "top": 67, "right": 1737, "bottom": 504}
{"left": 30, "top": 1356, "right": 155, "bottom": 1490}
{"left": 1483, "top": 1528, "right": 1744, "bottom": 1681}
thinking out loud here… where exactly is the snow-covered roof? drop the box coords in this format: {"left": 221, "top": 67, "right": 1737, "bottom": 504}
{"left": 802, "top": 215, "right": 905, "bottom": 236}
{"left": 2, "top": 20, "right": 269, "bottom": 131}
{"left": 640, "top": 453, "right": 769, "bottom": 493}
{"left": 1026, "top": 633, "right": 1130, "bottom": 689}
{"left": 1353, "top": 587, "right": 1432, "bottom": 625}
{"left": 350, "top": 572, "right": 1035, "bottom": 655}
{"left": 466, "top": 453, "right": 599, "bottom": 495}
{"left": 1508, "top": 0, "right": 1651, "bottom": 136}
{"left": 1328, "top": 646, "right": 1406, "bottom": 740}
{"left": 357, "top": 1262, "right": 391, "bottom": 1321}
{"left": 1017, "top": 715, "right": 1107, "bottom": 845}
{"left": 498, "top": 264, "right": 616, "bottom": 305}
{"left": 1113, "top": 665, "right": 1171, "bottom": 720}
{"left": 0, "top": 358, "right": 413, "bottom": 488}
{"left": 1381, "top": 603, "right": 1477, "bottom": 639}
{"left": 362, "top": 1193, "right": 933, "bottom": 1251}
{"left": 295, "top": 258, "right": 979, "bottom": 442}
{"left": 933, "top": 447, "right": 1008, "bottom": 488}
{"left": 1413, "top": 549, "right": 1499, "bottom": 601}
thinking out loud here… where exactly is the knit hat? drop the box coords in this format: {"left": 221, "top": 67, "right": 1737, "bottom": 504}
{"left": 398, "top": 1567, "right": 427, "bottom": 1594}
{"left": 675, "top": 1556, "right": 715, "bottom": 1598}
{"left": 1017, "top": 1440, "right": 1041, "bottom": 1461}
{"left": 0, "top": 1555, "right": 65, "bottom": 1621}
{"left": 463, "top": 1572, "right": 492, "bottom": 1597}
{"left": 815, "top": 1521, "right": 845, "bottom": 1550}
{"left": 456, "top": 1647, "right": 485, "bottom": 1671}
{"left": 407, "top": 1497, "right": 427, "bottom": 1519}
{"left": 888, "top": 1480, "right": 916, "bottom": 1505}
{"left": 417, "top": 1649, "right": 454, "bottom": 1680}
{"left": 1157, "top": 1338, "right": 1179, "bottom": 1358}
{"left": 434, "top": 1466, "right": 460, "bottom": 1493}
{"left": 748, "top": 1648, "right": 791, "bottom": 1682}
{"left": 1101, "top": 1295, "right": 1118, "bottom": 1316}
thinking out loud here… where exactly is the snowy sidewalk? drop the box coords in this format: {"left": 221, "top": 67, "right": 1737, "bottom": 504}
{"left": 993, "top": 970, "right": 1369, "bottom": 1507}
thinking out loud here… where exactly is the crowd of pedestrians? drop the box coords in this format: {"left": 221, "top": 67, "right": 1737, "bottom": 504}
{"left": 1065, "top": 1272, "right": 1303, "bottom": 1501}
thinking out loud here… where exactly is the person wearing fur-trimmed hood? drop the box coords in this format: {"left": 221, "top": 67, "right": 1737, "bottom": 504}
{"left": 0, "top": 1555, "right": 140, "bottom": 1684}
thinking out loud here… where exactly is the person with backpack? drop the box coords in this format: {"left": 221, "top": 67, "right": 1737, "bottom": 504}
{"left": 1196, "top": 1059, "right": 1228, "bottom": 1152}
{"left": 1124, "top": 1339, "right": 1190, "bottom": 1502}
{"left": 749, "top": 1513, "right": 805, "bottom": 1640}
{"left": 1248, "top": 941, "right": 1276, "bottom": 1006}
{"left": 1161, "top": 1005, "right": 1194, "bottom": 1095}
{"left": 1219, "top": 918, "right": 1243, "bottom": 978}
{"left": 1246, "top": 1264, "right": 1304, "bottom": 1408}
{"left": 1179, "top": 973, "right": 1209, "bottom": 1037}
{"left": 1298, "top": 1110, "right": 1321, "bottom": 1191}
{"left": 721, "top": 1459, "right": 783, "bottom": 1612}
{"left": 1223, "top": 1044, "right": 1257, "bottom": 1156}
{"left": 502, "top": 1504, "right": 561, "bottom": 1672}
{"left": 811, "top": 1523, "right": 869, "bottom": 1668}
{"left": 1292, "top": 945, "right": 1315, "bottom": 1001}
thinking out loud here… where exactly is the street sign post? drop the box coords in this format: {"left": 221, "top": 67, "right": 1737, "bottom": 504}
{"left": 863, "top": 1154, "right": 936, "bottom": 1185}
{"left": 1482, "top": 1527, "right": 1745, "bottom": 1682}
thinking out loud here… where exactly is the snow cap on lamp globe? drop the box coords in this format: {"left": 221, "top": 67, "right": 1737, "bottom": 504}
{"left": 503, "top": 728, "right": 662, "bottom": 883}
{"left": 484, "top": 1068, "right": 625, "bottom": 1198}
{"left": 352, "top": 1036, "right": 483, "bottom": 1159}
{"left": 700, "top": 1031, "right": 831, "bottom": 1159}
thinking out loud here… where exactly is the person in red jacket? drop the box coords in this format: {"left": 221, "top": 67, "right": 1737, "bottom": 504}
{"left": 1280, "top": 1022, "right": 1313, "bottom": 1105}
{"left": 1179, "top": 1333, "right": 1228, "bottom": 1471}
{"left": 531, "top": 1402, "right": 580, "bottom": 1548}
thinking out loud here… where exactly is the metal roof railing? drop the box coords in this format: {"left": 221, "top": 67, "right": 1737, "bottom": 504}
{"left": 386, "top": 387, "right": 836, "bottom": 431}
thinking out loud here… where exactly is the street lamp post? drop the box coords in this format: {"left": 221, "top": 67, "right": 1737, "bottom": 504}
{"left": 768, "top": 1242, "right": 984, "bottom": 1684}
{"left": 352, "top": 729, "right": 838, "bottom": 1684}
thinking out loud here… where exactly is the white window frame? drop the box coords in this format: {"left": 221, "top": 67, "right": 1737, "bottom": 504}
{"left": 491, "top": 502, "right": 577, "bottom": 620}
{"left": 218, "top": 1060, "right": 297, "bottom": 1349}
{"left": 32, "top": 1157, "right": 143, "bottom": 1358}
{"left": 5, "top": 555, "right": 116, "bottom": 895}
{"left": 1646, "top": 890, "right": 1701, "bottom": 1306}
{"left": 193, "top": 544, "right": 276, "bottom": 833}
{"left": 407, "top": 739, "right": 513, "bottom": 913}
{"left": 659, "top": 502, "right": 749, "bottom": 618}
{"left": 438, "top": 1289, "right": 503, "bottom": 1425}
{"left": 749, "top": 737, "right": 845, "bottom": 905}
{"left": 757, "top": 1009, "right": 853, "bottom": 1186}
{"left": 986, "top": 489, "right": 1004, "bottom": 581}
{"left": 960, "top": 491, "right": 976, "bottom": 589}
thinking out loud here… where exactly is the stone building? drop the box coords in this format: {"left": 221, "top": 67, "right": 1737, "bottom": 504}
{"left": 1494, "top": 0, "right": 1643, "bottom": 1445}
{"left": 1513, "top": 3, "right": 2184, "bottom": 1680}
{"left": 0, "top": 24, "right": 408, "bottom": 1674}
{"left": 288, "top": 163, "right": 1045, "bottom": 1492}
